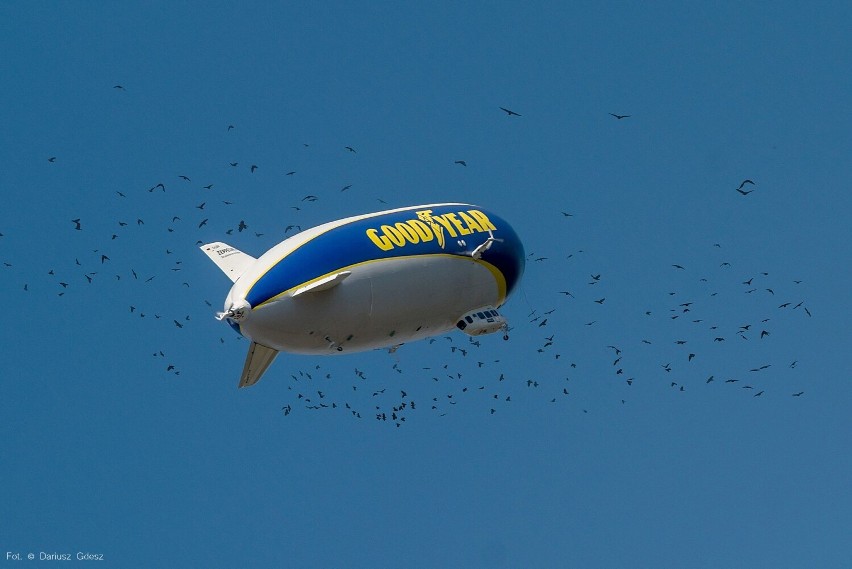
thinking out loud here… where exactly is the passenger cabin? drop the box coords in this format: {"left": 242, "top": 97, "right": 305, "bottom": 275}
{"left": 456, "top": 307, "right": 507, "bottom": 336}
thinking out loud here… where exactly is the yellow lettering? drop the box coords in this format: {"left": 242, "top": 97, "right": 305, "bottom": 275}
{"left": 467, "top": 210, "right": 497, "bottom": 231}
{"left": 445, "top": 212, "right": 470, "bottom": 235}
{"left": 381, "top": 224, "right": 406, "bottom": 247}
{"left": 366, "top": 228, "right": 393, "bottom": 251}
{"left": 431, "top": 215, "right": 458, "bottom": 238}
{"left": 414, "top": 210, "right": 444, "bottom": 247}
{"left": 458, "top": 211, "right": 483, "bottom": 233}
{"left": 395, "top": 222, "right": 419, "bottom": 244}
{"left": 406, "top": 220, "right": 433, "bottom": 242}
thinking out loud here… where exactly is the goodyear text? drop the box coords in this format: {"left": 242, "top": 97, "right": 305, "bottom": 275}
{"left": 365, "top": 209, "right": 497, "bottom": 252}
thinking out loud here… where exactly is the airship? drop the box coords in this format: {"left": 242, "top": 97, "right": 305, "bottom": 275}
{"left": 201, "top": 203, "right": 525, "bottom": 387}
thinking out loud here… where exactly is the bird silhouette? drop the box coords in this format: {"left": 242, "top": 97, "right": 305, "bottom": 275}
{"left": 609, "top": 113, "right": 630, "bottom": 119}
{"left": 499, "top": 106, "right": 521, "bottom": 116}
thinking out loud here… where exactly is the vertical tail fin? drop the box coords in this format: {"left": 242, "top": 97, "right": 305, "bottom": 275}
{"left": 200, "top": 242, "right": 256, "bottom": 282}
{"left": 239, "top": 342, "right": 279, "bottom": 388}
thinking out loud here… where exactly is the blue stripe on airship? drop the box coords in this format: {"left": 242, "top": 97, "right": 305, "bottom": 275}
{"left": 245, "top": 205, "right": 524, "bottom": 309}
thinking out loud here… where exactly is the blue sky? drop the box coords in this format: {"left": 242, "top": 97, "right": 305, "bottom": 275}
{"left": 2, "top": 2, "right": 850, "bottom": 567}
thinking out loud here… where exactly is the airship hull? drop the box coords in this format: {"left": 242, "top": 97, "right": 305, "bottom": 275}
{"left": 201, "top": 202, "right": 525, "bottom": 386}
{"left": 245, "top": 253, "right": 504, "bottom": 354}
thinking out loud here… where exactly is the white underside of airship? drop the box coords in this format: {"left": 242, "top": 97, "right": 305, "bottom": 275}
{"left": 241, "top": 254, "right": 501, "bottom": 354}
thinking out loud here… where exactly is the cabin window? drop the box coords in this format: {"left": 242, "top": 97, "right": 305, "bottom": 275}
{"left": 456, "top": 320, "right": 467, "bottom": 330}
{"left": 465, "top": 316, "right": 473, "bottom": 324}
{"left": 477, "top": 312, "right": 485, "bottom": 319}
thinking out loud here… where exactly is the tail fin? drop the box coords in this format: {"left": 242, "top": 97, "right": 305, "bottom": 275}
{"left": 200, "top": 242, "right": 256, "bottom": 283}
{"left": 239, "top": 341, "right": 279, "bottom": 388}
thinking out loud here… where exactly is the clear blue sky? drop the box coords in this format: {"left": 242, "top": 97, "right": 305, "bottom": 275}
{"left": 2, "top": 2, "right": 850, "bottom": 567}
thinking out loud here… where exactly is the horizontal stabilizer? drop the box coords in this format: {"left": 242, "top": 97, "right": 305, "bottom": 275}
{"left": 292, "top": 271, "right": 351, "bottom": 297}
{"left": 239, "top": 341, "right": 279, "bottom": 388}
{"left": 200, "top": 242, "right": 256, "bottom": 283}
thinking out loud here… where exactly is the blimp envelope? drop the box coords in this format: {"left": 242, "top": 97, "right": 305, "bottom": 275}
{"left": 201, "top": 203, "right": 525, "bottom": 387}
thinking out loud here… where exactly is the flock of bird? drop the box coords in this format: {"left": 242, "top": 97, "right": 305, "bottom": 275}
{"left": 271, "top": 235, "right": 811, "bottom": 426}
{"left": 1, "top": 92, "right": 811, "bottom": 427}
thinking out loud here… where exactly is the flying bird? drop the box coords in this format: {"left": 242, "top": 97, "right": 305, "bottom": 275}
{"left": 499, "top": 106, "right": 521, "bottom": 116}
{"left": 609, "top": 113, "right": 630, "bottom": 119}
